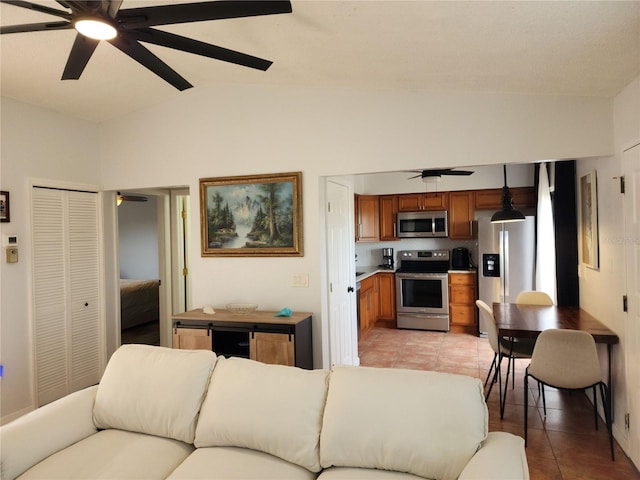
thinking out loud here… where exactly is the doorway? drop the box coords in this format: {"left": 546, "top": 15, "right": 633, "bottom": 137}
{"left": 113, "top": 188, "right": 191, "bottom": 348}
{"left": 118, "top": 193, "right": 161, "bottom": 346}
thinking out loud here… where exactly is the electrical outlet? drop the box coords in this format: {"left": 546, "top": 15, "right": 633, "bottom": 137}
{"left": 292, "top": 273, "right": 309, "bottom": 288}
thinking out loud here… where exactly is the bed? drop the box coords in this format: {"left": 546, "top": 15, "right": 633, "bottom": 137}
{"left": 120, "top": 279, "right": 160, "bottom": 330}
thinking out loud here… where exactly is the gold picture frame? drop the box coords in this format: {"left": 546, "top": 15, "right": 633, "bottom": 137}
{"left": 579, "top": 170, "right": 599, "bottom": 269}
{"left": 200, "top": 172, "right": 303, "bottom": 257}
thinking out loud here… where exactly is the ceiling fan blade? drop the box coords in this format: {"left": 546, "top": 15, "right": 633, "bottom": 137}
{"left": 408, "top": 174, "right": 423, "bottom": 179}
{"left": 443, "top": 170, "right": 474, "bottom": 175}
{"left": 108, "top": 34, "right": 193, "bottom": 90}
{"left": 1, "top": 21, "right": 71, "bottom": 34}
{"left": 134, "top": 28, "right": 272, "bottom": 71}
{"left": 117, "top": 1, "right": 292, "bottom": 28}
{"left": 61, "top": 33, "right": 99, "bottom": 79}
{"left": 1, "top": 0, "right": 72, "bottom": 19}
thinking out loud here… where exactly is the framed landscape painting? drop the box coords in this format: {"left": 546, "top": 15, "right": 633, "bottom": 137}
{"left": 200, "top": 172, "right": 303, "bottom": 257}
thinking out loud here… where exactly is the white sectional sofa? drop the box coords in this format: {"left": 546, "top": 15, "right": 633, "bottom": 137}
{"left": 1, "top": 344, "right": 529, "bottom": 480}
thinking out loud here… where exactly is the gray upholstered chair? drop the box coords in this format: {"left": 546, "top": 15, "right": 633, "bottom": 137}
{"left": 524, "top": 328, "right": 614, "bottom": 460}
{"left": 515, "top": 290, "right": 554, "bottom": 305}
{"left": 476, "top": 300, "right": 535, "bottom": 418}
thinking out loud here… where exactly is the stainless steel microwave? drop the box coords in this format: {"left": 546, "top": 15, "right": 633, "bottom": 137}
{"left": 397, "top": 211, "right": 448, "bottom": 238}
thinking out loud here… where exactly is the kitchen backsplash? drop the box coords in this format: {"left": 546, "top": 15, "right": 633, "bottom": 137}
{"left": 355, "top": 238, "right": 479, "bottom": 269}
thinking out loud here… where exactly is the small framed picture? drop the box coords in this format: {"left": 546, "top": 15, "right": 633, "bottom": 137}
{"left": 0, "top": 191, "right": 9, "bottom": 223}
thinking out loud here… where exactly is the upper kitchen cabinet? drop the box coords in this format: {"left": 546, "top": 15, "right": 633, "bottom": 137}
{"left": 475, "top": 187, "right": 535, "bottom": 211}
{"left": 355, "top": 194, "right": 380, "bottom": 242}
{"left": 379, "top": 195, "right": 399, "bottom": 241}
{"left": 397, "top": 192, "right": 449, "bottom": 212}
{"left": 448, "top": 191, "right": 475, "bottom": 240}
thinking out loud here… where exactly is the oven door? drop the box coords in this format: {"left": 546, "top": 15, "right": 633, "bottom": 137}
{"left": 395, "top": 272, "right": 449, "bottom": 315}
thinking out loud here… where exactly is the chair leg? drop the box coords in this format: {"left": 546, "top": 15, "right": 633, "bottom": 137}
{"left": 524, "top": 368, "right": 529, "bottom": 447}
{"left": 541, "top": 381, "right": 547, "bottom": 415}
{"left": 484, "top": 353, "right": 497, "bottom": 387}
{"left": 599, "top": 382, "right": 615, "bottom": 461}
{"left": 593, "top": 386, "right": 599, "bottom": 431}
{"left": 485, "top": 354, "right": 500, "bottom": 402}
{"left": 501, "top": 354, "right": 512, "bottom": 418}
{"left": 512, "top": 356, "right": 516, "bottom": 389}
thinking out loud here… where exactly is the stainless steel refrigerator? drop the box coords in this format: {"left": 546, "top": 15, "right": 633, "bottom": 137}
{"left": 477, "top": 216, "right": 536, "bottom": 334}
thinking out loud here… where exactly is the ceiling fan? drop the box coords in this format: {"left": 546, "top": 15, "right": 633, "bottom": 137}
{"left": 407, "top": 168, "right": 474, "bottom": 182}
{"left": 117, "top": 192, "right": 148, "bottom": 205}
{"left": 0, "top": 0, "right": 292, "bottom": 90}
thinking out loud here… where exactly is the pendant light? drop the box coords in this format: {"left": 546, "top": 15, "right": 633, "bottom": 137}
{"left": 491, "top": 165, "right": 525, "bottom": 223}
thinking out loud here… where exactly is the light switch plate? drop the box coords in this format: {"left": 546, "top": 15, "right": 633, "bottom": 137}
{"left": 291, "top": 273, "right": 309, "bottom": 288}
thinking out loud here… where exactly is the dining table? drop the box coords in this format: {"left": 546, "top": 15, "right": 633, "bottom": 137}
{"left": 492, "top": 302, "right": 620, "bottom": 418}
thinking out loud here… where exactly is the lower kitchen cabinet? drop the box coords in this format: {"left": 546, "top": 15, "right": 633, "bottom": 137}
{"left": 172, "top": 309, "right": 313, "bottom": 369}
{"left": 377, "top": 272, "right": 396, "bottom": 323}
{"left": 448, "top": 272, "right": 478, "bottom": 334}
{"left": 359, "top": 275, "right": 379, "bottom": 336}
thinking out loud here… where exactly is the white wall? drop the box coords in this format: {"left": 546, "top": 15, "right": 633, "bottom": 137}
{"left": 0, "top": 98, "right": 100, "bottom": 422}
{"left": 118, "top": 197, "right": 160, "bottom": 280}
{"left": 97, "top": 84, "right": 613, "bottom": 372}
{"left": 577, "top": 76, "right": 640, "bottom": 454}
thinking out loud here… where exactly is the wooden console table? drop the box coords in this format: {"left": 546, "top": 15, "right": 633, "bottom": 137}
{"left": 172, "top": 309, "right": 313, "bottom": 369}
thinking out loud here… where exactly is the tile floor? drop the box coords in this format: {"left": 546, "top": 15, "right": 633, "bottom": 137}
{"left": 358, "top": 326, "right": 640, "bottom": 480}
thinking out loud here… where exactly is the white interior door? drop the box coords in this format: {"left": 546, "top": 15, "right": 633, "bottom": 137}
{"left": 326, "top": 179, "right": 358, "bottom": 366}
{"left": 623, "top": 142, "right": 640, "bottom": 468}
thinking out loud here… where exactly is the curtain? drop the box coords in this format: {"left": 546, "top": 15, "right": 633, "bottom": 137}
{"left": 535, "top": 162, "right": 557, "bottom": 303}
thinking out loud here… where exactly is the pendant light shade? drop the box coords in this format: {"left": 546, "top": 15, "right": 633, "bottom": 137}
{"left": 491, "top": 165, "right": 526, "bottom": 223}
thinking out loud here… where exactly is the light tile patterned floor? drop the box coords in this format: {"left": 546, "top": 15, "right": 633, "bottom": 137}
{"left": 358, "top": 326, "right": 640, "bottom": 480}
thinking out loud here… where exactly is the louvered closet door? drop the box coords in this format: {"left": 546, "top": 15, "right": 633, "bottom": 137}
{"left": 32, "top": 187, "right": 103, "bottom": 406}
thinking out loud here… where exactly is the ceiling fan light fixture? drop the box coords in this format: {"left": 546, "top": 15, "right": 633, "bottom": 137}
{"left": 74, "top": 18, "right": 117, "bottom": 40}
{"left": 491, "top": 165, "right": 526, "bottom": 223}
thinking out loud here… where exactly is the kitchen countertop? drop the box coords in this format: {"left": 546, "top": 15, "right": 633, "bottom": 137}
{"left": 355, "top": 266, "right": 396, "bottom": 281}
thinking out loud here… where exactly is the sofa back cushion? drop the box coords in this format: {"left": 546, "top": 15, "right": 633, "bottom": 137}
{"left": 320, "top": 366, "right": 488, "bottom": 480}
{"left": 93, "top": 344, "right": 217, "bottom": 444}
{"left": 194, "top": 357, "right": 329, "bottom": 472}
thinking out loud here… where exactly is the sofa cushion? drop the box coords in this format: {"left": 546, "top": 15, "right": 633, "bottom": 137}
{"left": 320, "top": 366, "right": 488, "bottom": 480}
{"left": 16, "top": 429, "right": 193, "bottom": 480}
{"left": 194, "top": 356, "right": 329, "bottom": 472}
{"left": 318, "top": 467, "right": 426, "bottom": 479}
{"left": 93, "top": 344, "right": 217, "bottom": 444}
{"left": 167, "top": 446, "right": 317, "bottom": 480}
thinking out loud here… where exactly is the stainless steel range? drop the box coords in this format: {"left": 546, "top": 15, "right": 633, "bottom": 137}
{"left": 395, "top": 250, "right": 450, "bottom": 331}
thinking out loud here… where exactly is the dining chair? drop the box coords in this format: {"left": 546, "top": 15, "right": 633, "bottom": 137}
{"left": 524, "top": 328, "right": 615, "bottom": 460}
{"left": 515, "top": 290, "right": 554, "bottom": 305}
{"left": 476, "top": 300, "right": 535, "bottom": 418}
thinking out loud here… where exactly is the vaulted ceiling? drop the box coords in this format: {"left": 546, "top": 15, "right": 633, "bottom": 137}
{"left": 1, "top": 0, "right": 639, "bottom": 123}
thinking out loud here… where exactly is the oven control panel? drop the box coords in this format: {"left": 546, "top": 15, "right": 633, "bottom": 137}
{"left": 399, "top": 250, "right": 449, "bottom": 260}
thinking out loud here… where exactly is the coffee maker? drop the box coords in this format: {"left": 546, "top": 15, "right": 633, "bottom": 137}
{"left": 382, "top": 248, "right": 394, "bottom": 269}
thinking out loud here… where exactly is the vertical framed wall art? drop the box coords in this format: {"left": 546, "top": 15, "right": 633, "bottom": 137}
{"left": 0, "top": 191, "right": 10, "bottom": 222}
{"left": 200, "top": 172, "right": 303, "bottom": 257}
{"left": 579, "top": 171, "right": 599, "bottom": 269}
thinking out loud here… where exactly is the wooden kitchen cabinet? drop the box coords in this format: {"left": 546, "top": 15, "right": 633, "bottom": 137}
{"left": 377, "top": 272, "right": 396, "bottom": 324}
{"left": 379, "top": 195, "right": 399, "bottom": 241}
{"left": 355, "top": 194, "right": 380, "bottom": 242}
{"left": 359, "top": 275, "right": 379, "bottom": 336}
{"left": 448, "top": 191, "right": 475, "bottom": 240}
{"left": 397, "top": 192, "right": 449, "bottom": 212}
{"left": 448, "top": 272, "right": 478, "bottom": 334}
{"left": 474, "top": 187, "right": 535, "bottom": 211}
{"left": 172, "top": 309, "right": 313, "bottom": 369}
